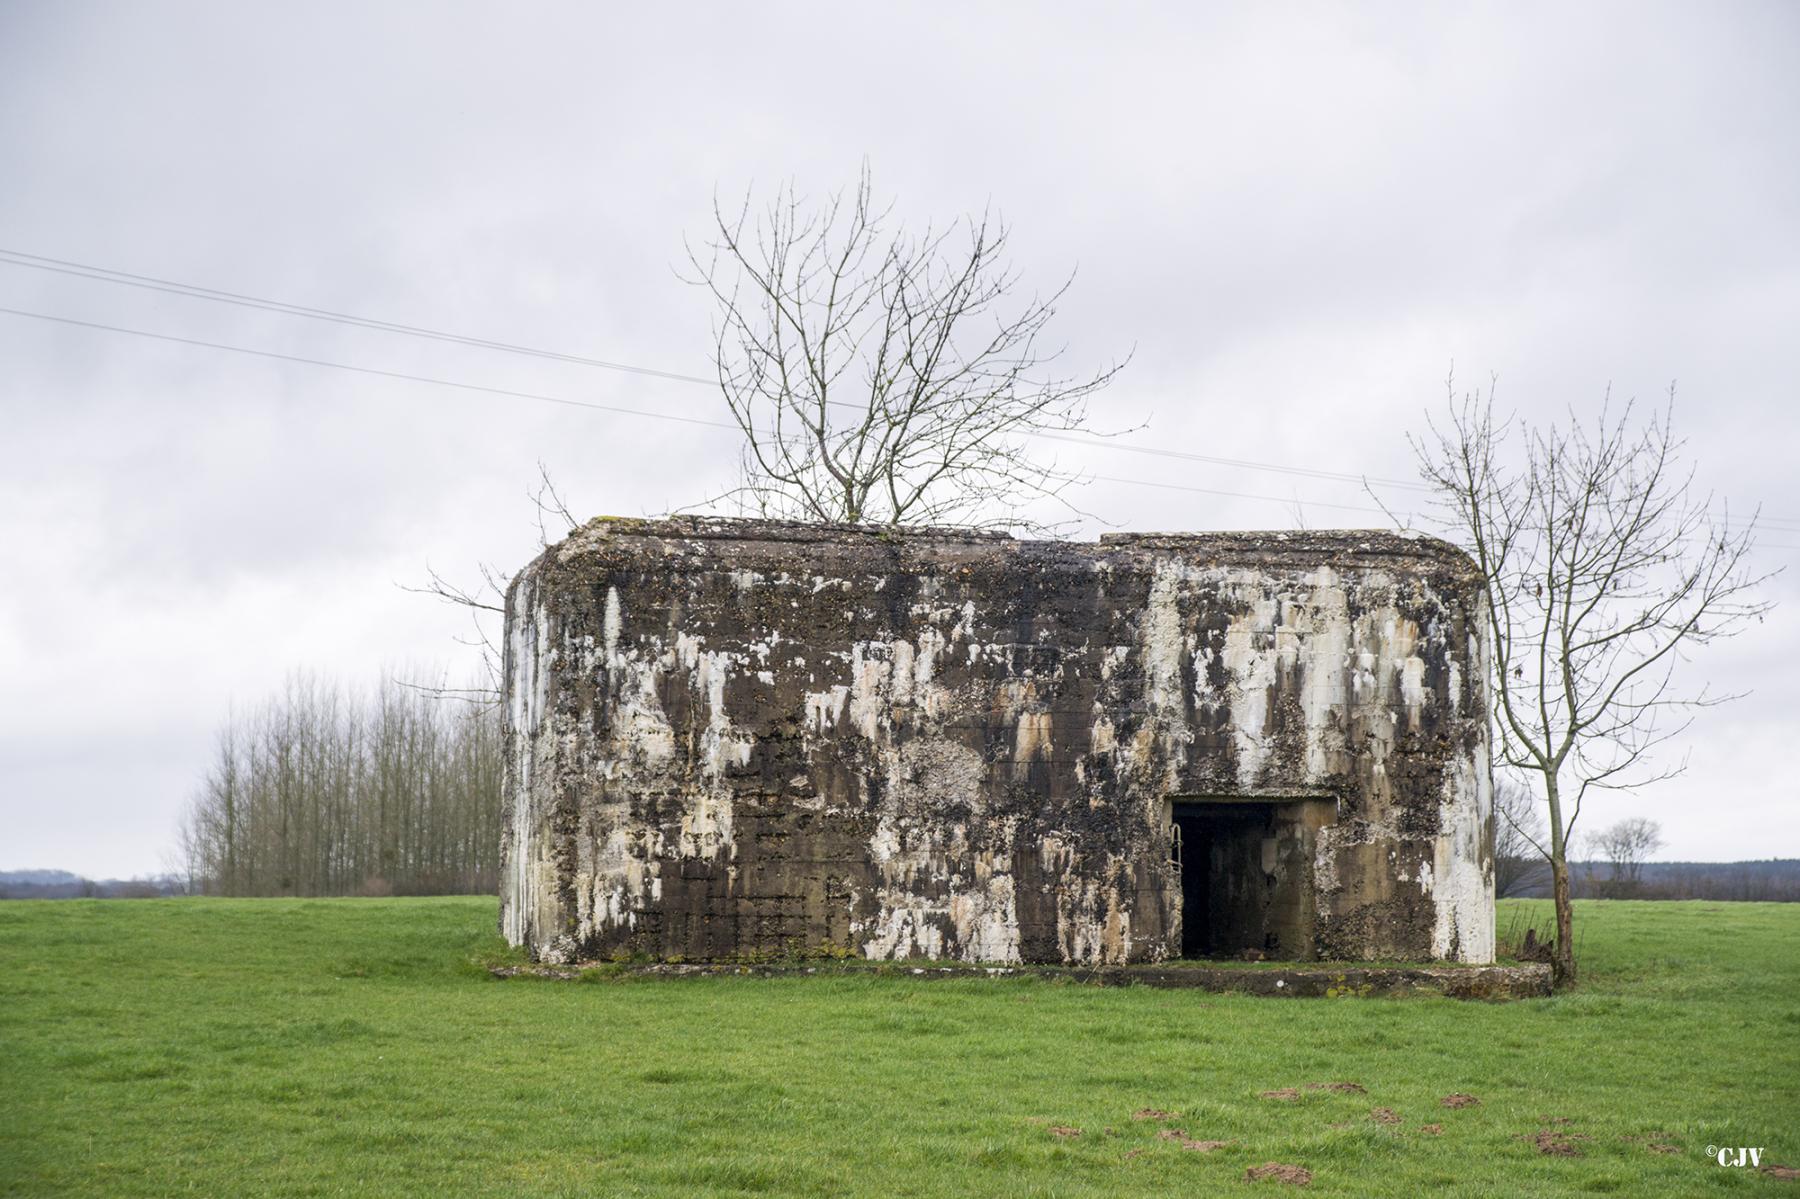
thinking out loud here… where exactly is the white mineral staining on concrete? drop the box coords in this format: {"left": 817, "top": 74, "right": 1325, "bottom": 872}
{"left": 1221, "top": 599, "right": 1280, "bottom": 788}
{"left": 687, "top": 644, "right": 755, "bottom": 781}
{"left": 848, "top": 643, "right": 894, "bottom": 741}
{"left": 860, "top": 905, "right": 946, "bottom": 959}
{"left": 953, "top": 872, "right": 1021, "bottom": 962}
{"left": 1431, "top": 752, "right": 1495, "bottom": 961}
{"left": 1039, "top": 837, "right": 1132, "bottom": 963}
{"left": 602, "top": 584, "right": 622, "bottom": 656}
{"left": 1140, "top": 563, "right": 1194, "bottom": 785}
{"left": 854, "top": 685, "right": 1023, "bottom": 960}
{"left": 501, "top": 570, "right": 554, "bottom": 949}
{"left": 805, "top": 685, "right": 851, "bottom": 732}
{"left": 1398, "top": 655, "right": 1428, "bottom": 730}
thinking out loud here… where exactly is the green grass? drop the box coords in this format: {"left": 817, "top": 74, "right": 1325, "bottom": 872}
{"left": 2, "top": 899, "right": 1795, "bottom": 1197}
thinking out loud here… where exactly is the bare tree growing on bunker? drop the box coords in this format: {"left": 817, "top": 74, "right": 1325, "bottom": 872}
{"left": 685, "top": 164, "right": 1130, "bottom": 532}
{"left": 1407, "top": 380, "right": 1775, "bottom": 983}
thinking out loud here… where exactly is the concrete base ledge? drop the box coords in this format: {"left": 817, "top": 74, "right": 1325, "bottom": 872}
{"left": 490, "top": 960, "right": 1553, "bottom": 1000}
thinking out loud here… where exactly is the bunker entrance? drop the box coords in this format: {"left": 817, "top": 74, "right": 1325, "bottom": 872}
{"left": 1169, "top": 797, "right": 1336, "bottom": 960}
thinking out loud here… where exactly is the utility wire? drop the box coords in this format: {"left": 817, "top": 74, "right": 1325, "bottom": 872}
{"left": 1088, "top": 475, "right": 1394, "bottom": 517}
{"left": 0, "top": 248, "right": 718, "bottom": 387}
{"left": 13, "top": 246, "right": 1795, "bottom": 533}
{"left": 6, "top": 302, "right": 1796, "bottom": 551}
{"left": 0, "top": 306, "right": 737, "bottom": 430}
{"left": 0, "top": 247, "right": 1438, "bottom": 496}
{"left": 10, "top": 247, "right": 1795, "bottom": 533}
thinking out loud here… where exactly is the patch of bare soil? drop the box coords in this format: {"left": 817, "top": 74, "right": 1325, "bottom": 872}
{"left": 1521, "top": 1130, "right": 1592, "bottom": 1157}
{"left": 1245, "top": 1162, "right": 1313, "bottom": 1185}
{"left": 1259, "top": 1088, "right": 1302, "bottom": 1101}
{"left": 1155, "top": 1129, "right": 1234, "bottom": 1152}
{"left": 1049, "top": 1126, "right": 1082, "bottom": 1139}
{"left": 1418, "top": 1123, "right": 1443, "bottom": 1136}
{"left": 1303, "top": 1081, "right": 1367, "bottom": 1094}
{"left": 1132, "top": 1108, "right": 1180, "bottom": 1121}
{"left": 1370, "top": 1107, "right": 1402, "bottom": 1126}
{"left": 1440, "top": 1093, "right": 1481, "bottom": 1109}
{"left": 1762, "top": 1163, "right": 1800, "bottom": 1181}
{"left": 1646, "top": 1143, "right": 1681, "bottom": 1155}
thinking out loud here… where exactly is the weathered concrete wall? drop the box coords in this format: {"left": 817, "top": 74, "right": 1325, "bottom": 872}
{"left": 500, "top": 517, "right": 1494, "bottom": 966}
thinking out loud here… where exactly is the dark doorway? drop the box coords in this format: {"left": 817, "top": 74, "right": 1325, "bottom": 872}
{"left": 1173, "top": 803, "right": 1270, "bottom": 957}
{"left": 1174, "top": 806, "right": 1210, "bottom": 957}
{"left": 1171, "top": 797, "right": 1334, "bottom": 960}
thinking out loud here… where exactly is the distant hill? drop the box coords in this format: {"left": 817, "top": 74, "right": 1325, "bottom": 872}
{"left": 0, "top": 869, "right": 84, "bottom": 887}
{"left": 0, "top": 870, "right": 185, "bottom": 899}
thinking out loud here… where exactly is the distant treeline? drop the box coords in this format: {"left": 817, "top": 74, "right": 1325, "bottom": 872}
{"left": 1501, "top": 858, "right": 1800, "bottom": 902}
{"left": 175, "top": 673, "right": 502, "bottom": 897}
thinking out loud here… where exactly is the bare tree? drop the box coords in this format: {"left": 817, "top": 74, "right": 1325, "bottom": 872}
{"left": 1409, "top": 378, "right": 1775, "bottom": 983}
{"left": 685, "top": 165, "right": 1130, "bottom": 533}
{"left": 1586, "top": 817, "right": 1665, "bottom": 897}
{"left": 1493, "top": 777, "right": 1551, "bottom": 899}
{"left": 178, "top": 670, "right": 503, "bottom": 897}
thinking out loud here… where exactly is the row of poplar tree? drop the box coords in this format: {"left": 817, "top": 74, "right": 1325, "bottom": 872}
{"left": 177, "top": 673, "right": 502, "bottom": 896}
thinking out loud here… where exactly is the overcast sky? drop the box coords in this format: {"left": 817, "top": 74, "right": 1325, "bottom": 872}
{"left": 2, "top": 2, "right": 1796, "bottom": 877}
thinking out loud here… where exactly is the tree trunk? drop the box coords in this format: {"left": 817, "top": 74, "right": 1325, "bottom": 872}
{"left": 1550, "top": 857, "right": 1576, "bottom": 986}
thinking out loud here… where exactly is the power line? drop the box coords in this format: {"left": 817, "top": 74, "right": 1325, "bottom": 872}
{"left": 0, "top": 305, "right": 737, "bottom": 431}
{"left": 0, "top": 248, "right": 719, "bottom": 387}
{"left": 0, "top": 247, "right": 1436, "bottom": 496}
{"left": 10, "top": 246, "right": 1796, "bottom": 532}
{"left": 12, "top": 245, "right": 1794, "bottom": 532}
{"left": 3, "top": 301, "right": 1795, "bottom": 549}
{"left": 1088, "top": 475, "right": 1395, "bottom": 517}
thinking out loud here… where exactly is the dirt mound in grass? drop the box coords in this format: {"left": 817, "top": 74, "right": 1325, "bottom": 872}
{"left": 1440, "top": 1093, "right": 1480, "bottom": 1109}
{"left": 1132, "top": 1108, "right": 1179, "bottom": 1121}
{"left": 1246, "top": 1162, "right": 1313, "bottom": 1185}
{"left": 1522, "top": 1129, "right": 1592, "bottom": 1156}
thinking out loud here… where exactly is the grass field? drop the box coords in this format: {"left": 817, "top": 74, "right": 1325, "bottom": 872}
{"left": 3, "top": 898, "right": 1796, "bottom": 1196}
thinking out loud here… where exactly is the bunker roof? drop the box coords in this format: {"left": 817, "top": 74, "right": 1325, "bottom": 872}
{"left": 542, "top": 515, "right": 1479, "bottom": 580}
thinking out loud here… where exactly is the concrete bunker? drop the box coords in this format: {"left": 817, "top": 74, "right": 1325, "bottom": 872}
{"left": 500, "top": 516, "right": 1495, "bottom": 966}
